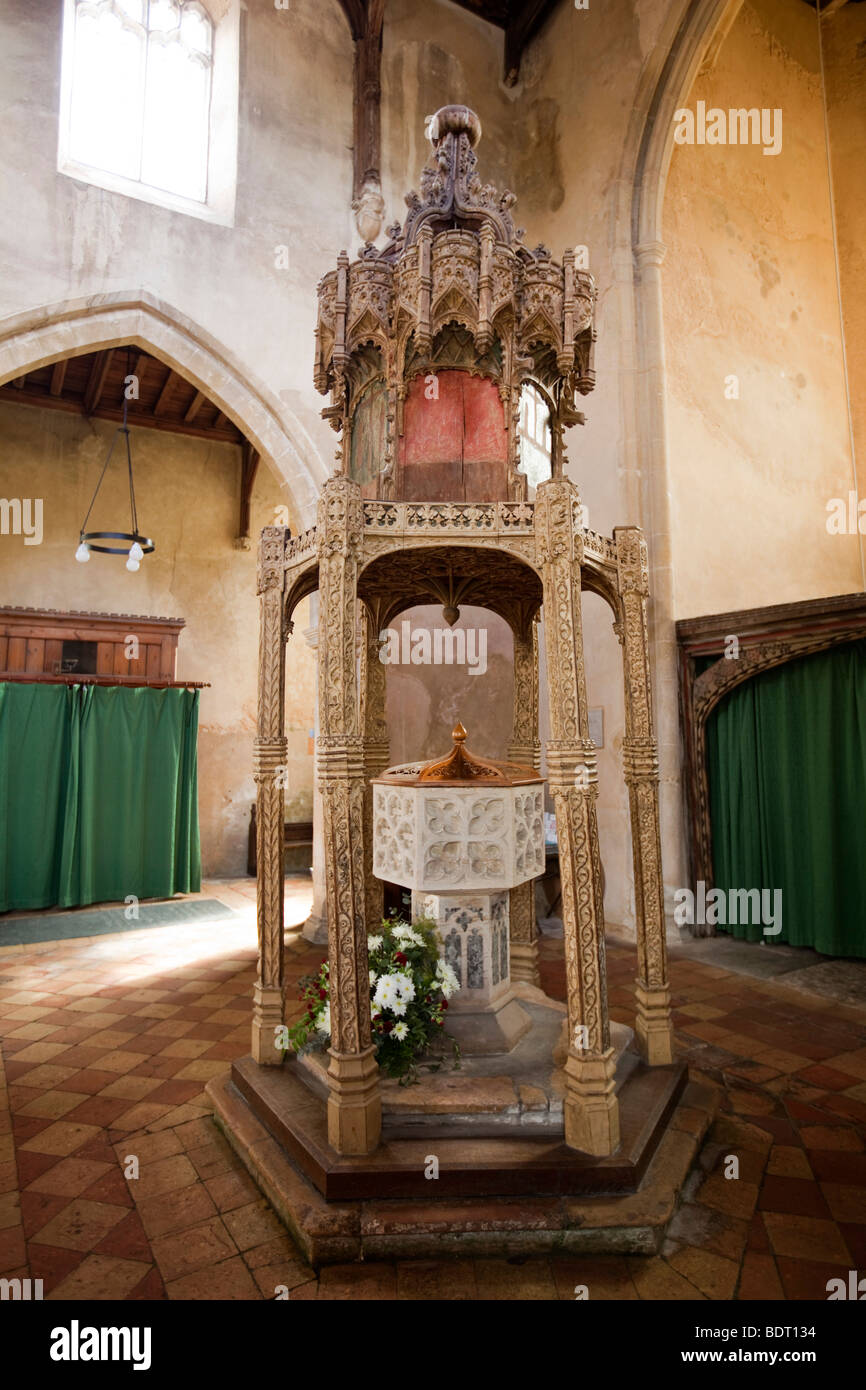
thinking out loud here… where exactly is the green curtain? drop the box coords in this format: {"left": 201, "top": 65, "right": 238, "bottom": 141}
{"left": 706, "top": 639, "right": 866, "bottom": 957}
{"left": 0, "top": 683, "right": 201, "bottom": 913}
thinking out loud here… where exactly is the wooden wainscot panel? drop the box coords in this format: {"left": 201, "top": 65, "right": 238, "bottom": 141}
{"left": 0, "top": 607, "right": 186, "bottom": 682}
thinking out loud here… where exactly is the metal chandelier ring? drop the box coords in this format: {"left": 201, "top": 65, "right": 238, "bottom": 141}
{"left": 80, "top": 531, "right": 155, "bottom": 556}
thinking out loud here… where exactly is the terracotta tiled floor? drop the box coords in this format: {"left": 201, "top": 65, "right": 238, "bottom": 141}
{"left": 1, "top": 883, "right": 864, "bottom": 1300}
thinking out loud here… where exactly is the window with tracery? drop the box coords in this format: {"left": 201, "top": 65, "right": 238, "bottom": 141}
{"left": 517, "top": 382, "right": 552, "bottom": 491}
{"left": 62, "top": 0, "right": 214, "bottom": 205}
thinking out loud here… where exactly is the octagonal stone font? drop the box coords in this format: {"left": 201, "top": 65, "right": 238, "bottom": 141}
{"left": 372, "top": 723, "right": 545, "bottom": 893}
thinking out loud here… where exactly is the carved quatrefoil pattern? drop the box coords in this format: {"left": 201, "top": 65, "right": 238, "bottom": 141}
{"left": 513, "top": 789, "right": 545, "bottom": 880}
{"left": 373, "top": 785, "right": 545, "bottom": 891}
{"left": 424, "top": 793, "right": 506, "bottom": 885}
{"left": 372, "top": 787, "right": 416, "bottom": 884}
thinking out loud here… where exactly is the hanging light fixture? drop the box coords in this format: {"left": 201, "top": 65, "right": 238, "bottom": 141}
{"left": 75, "top": 380, "right": 154, "bottom": 572}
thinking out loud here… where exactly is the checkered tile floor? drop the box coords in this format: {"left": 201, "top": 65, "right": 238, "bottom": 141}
{"left": 0, "top": 883, "right": 864, "bottom": 1300}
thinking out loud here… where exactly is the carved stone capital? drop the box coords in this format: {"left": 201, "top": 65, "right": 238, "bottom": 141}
{"left": 317, "top": 476, "right": 364, "bottom": 560}
{"left": 546, "top": 743, "right": 599, "bottom": 788}
{"left": 614, "top": 526, "right": 650, "bottom": 597}
{"left": 621, "top": 740, "right": 659, "bottom": 782}
{"left": 253, "top": 739, "right": 288, "bottom": 782}
{"left": 635, "top": 239, "right": 666, "bottom": 271}
{"left": 534, "top": 477, "right": 583, "bottom": 565}
{"left": 257, "top": 526, "right": 288, "bottom": 594}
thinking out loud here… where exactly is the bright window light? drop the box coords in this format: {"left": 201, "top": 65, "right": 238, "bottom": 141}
{"left": 66, "top": 0, "right": 213, "bottom": 204}
{"left": 518, "top": 382, "right": 553, "bottom": 490}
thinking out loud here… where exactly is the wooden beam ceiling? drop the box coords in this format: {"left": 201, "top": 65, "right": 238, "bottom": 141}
{"left": 153, "top": 369, "right": 178, "bottom": 417}
{"left": 0, "top": 347, "right": 246, "bottom": 447}
{"left": 49, "top": 359, "right": 67, "bottom": 396}
{"left": 0, "top": 347, "right": 260, "bottom": 544}
{"left": 443, "top": 0, "right": 562, "bottom": 83}
{"left": 334, "top": 0, "right": 564, "bottom": 189}
{"left": 83, "top": 349, "right": 114, "bottom": 414}
{"left": 503, "top": 0, "right": 560, "bottom": 85}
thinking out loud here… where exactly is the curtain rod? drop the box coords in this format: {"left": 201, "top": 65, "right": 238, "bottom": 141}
{"left": 0, "top": 675, "right": 210, "bottom": 689}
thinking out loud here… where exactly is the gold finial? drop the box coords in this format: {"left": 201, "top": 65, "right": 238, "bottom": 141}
{"left": 419, "top": 720, "right": 504, "bottom": 783}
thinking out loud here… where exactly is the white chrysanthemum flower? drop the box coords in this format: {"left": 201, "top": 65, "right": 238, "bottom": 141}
{"left": 316, "top": 1003, "right": 331, "bottom": 1036}
{"left": 393, "top": 972, "right": 415, "bottom": 1003}
{"left": 369, "top": 970, "right": 376, "bottom": 987}
{"left": 392, "top": 924, "right": 424, "bottom": 947}
{"left": 367, "top": 934, "right": 383, "bottom": 953}
{"left": 435, "top": 960, "right": 460, "bottom": 998}
{"left": 392, "top": 1021, "right": 408, "bottom": 1041}
{"left": 390, "top": 999, "right": 408, "bottom": 1017}
{"left": 373, "top": 974, "right": 397, "bottom": 1010}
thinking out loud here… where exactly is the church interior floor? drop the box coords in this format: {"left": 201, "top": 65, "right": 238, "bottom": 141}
{"left": 0, "top": 880, "right": 864, "bottom": 1301}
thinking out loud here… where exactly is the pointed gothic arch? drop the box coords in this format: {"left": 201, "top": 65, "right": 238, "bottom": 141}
{"left": 0, "top": 290, "right": 327, "bottom": 529}
{"left": 608, "top": 0, "right": 747, "bottom": 908}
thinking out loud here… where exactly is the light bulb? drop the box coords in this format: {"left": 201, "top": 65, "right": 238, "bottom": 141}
{"left": 129, "top": 541, "right": 144, "bottom": 563}
{"left": 75, "top": 542, "right": 90, "bottom": 563}
{"left": 126, "top": 557, "right": 140, "bottom": 573}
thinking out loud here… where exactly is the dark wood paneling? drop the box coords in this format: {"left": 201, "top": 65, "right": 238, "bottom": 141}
{"left": 7, "top": 637, "right": 26, "bottom": 671}
{"left": 97, "top": 642, "right": 115, "bottom": 675}
{"left": 44, "top": 639, "right": 63, "bottom": 673}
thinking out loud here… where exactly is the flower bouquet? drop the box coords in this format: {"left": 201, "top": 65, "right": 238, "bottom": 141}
{"left": 286, "top": 915, "right": 460, "bottom": 1083}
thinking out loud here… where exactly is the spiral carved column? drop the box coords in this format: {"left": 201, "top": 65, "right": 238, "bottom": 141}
{"left": 508, "top": 617, "right": 541, "bottom": 987}
{"left": 361, "top": 601, "right": 390, "bottom": 930}
{"left": 318, "top": 477, "right": 381, "bottom": 1155}
{"left": 252, "top": 527, "right": 288, "bottom": 1066}
{"left": 536, "top": 479, "right": 619, "bottom": 1156}
{"left": 615, "top": 526, "right": 674, "bottom": 1066}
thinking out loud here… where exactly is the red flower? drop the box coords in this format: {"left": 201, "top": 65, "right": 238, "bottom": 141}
{"left": 395, "top": 951, "right": 408, "bottom": 966}
{"left": 318, "top": 990, "right": 327, "bottom": 1000}
{"left": 441, "top": 999, "right": 448, "bottom": 1010}
{"left": 382, "top": 1020, "right": 394, "bottom": 1033}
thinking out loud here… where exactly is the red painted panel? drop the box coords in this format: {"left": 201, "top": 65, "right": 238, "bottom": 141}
{"left": 462, "top": 375, "right": 507, "bottom": 464}
{"left": 461, "top": 374, "right": 507, "bottom": 501}
{"left": 398, "top": 370, "right": 508, "bottom": 502}
{"left": 402, "top": 371, "right": 463, "bottom": 464}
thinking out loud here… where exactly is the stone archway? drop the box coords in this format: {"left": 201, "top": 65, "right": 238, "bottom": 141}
{"left": 609, "top": 0, "right": 746, "bottom": 916}
{"left": 0, "top": 290, "right": 327, "bottom": 529}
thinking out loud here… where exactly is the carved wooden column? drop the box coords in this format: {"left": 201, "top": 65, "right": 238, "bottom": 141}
{"left": 536, "top": 480, "right": 619, "bottom": 1156}
{"left": 360, "top": 599, "right": 389, "bottom": 930}
{"left": 508, "top": 615, "right": 541, "bottom": 986}
{"left": 615, "top": 526, "right": 675, "bottom": 1066}
{"left": 252, "top": 527, "right": 288, "bottom": 1066}
{"left": 302, "top": 595, "right": 328, "bottom": 946}
{"left": 317, "top": 477, "right": 381, "bottom": 1155}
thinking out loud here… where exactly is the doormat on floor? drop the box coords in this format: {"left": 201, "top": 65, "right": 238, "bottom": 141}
{"left": 0, "top": 899, "right": 240, "bottom": 947}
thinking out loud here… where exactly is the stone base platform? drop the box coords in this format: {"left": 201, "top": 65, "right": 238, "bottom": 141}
{"left": 294, "top": 996, "right": 635, "bottom": 1136}
{"left": 207, "top": 1059, "right": 720, "bottom": 1266}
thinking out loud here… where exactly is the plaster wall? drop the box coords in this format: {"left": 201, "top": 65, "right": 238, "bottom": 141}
{"left": 384, "top": 604, "right": 514, "bottom": 766}
{"left": 4, "top": 0, "right": 859, "bottom": 933}
{"left": 380, "top": 0, "right": 677, "bottom": 931}
{"left": 0, "top": 0, "right": 359, "bottom": 516}
{"left": 663, "top": 0, "right": 861, "bottom": 618}
{"left": 822, "top": 2, "right": 866, "bottom": 581}
{"left": 0, "top": 400, "right": 316, "bottom": 878}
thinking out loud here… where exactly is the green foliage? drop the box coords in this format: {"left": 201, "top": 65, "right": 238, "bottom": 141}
{"left": 285, "top": 914, "right": 460, "bottom": 1084}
